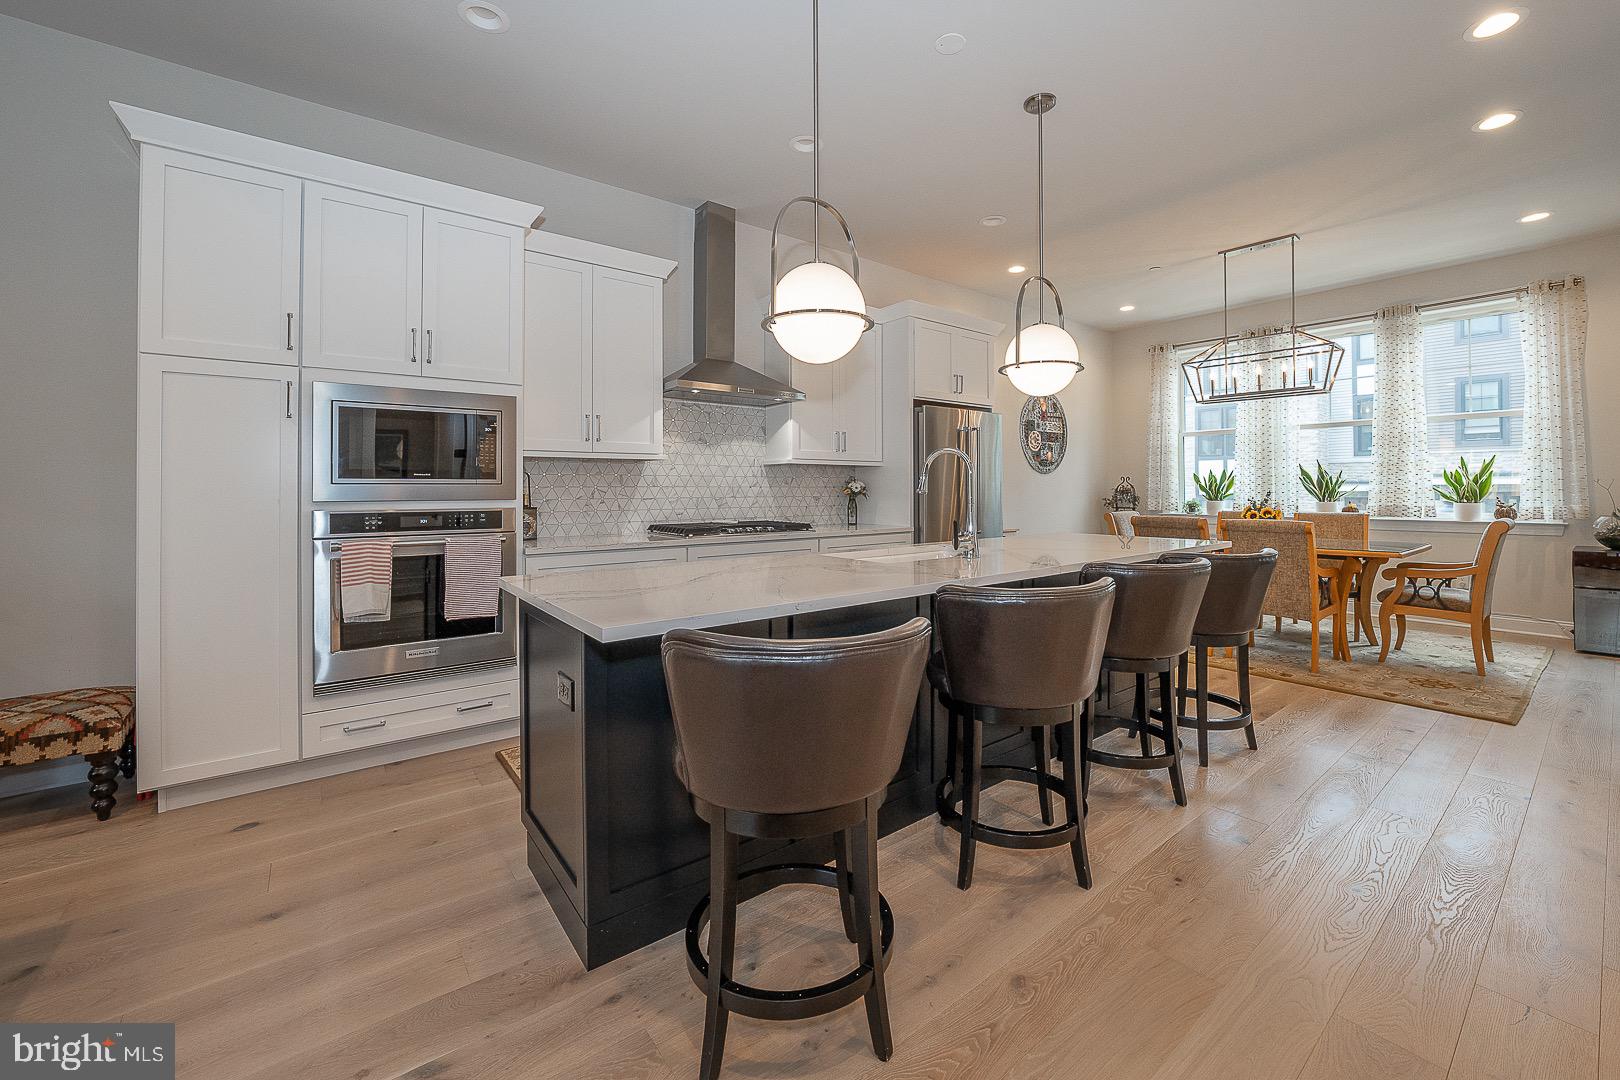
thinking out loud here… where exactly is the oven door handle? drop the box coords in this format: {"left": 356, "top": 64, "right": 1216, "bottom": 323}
{"left": 325, "top": 535, "right": 510, "bottom": 557}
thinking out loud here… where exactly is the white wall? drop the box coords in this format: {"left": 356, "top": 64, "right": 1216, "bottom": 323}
{"left": 1106, "top": 229, "right": 1620, "bottom": 629}
{"left": 0, "top": 14, "right": 1107, "bottom": 702}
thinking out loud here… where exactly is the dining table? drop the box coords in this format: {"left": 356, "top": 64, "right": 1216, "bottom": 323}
{"left": 1316, "top": 540, "right": 1434, "bottom": 651}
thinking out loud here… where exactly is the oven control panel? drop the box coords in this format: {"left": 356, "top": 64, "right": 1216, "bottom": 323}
{"left": 318, "top": 509, "right": 509, "bottom": 536}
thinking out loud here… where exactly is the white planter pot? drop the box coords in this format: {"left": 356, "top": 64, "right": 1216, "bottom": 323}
{"left": 1205, "top": 500, "right": 1225, "bottom": 516}
{"left": 1453, "top": 501, "right": 1486, "bottom": 521}
{"left": 1313, "top": 501, "right": 1341, "bottom": 513}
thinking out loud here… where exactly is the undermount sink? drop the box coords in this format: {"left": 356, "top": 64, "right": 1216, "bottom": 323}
{"left": 845, "top": 544, "right": 968, "bottom": 564}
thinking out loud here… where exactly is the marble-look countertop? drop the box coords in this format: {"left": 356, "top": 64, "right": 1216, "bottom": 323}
{"left": 501, "top": 532, "right": 1226, "bottom": 642}
{"left": 524, "top": 522, "right": 913, "bottom": 557}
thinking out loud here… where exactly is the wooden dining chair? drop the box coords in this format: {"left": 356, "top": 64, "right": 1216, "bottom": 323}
{"left": 1213, "top": 510, "right": 1248, "bottom": 540}
{"left": 1377, "top": 520, "right": 1513, "bottom": 676}
{"left": 1129, "top": 514, "right": 1210, "bottom": 541}
{"left": 1104, "top": 510, "right": 1138, "bottom": 539}
{"left": 1294, "top": 512, "right": 1371, "bottom": 639}
{"left": 1224, "top": 519, "right": 1345, "bottom": 672}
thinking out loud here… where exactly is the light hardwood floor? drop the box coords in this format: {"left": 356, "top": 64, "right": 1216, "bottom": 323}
{"left": 1, "top": 645, "right": 1615, "bottom": 1080}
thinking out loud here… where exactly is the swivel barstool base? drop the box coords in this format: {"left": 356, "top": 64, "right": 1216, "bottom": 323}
{"left": 1171, "top": 637, "right": 1258, "bottom": 767}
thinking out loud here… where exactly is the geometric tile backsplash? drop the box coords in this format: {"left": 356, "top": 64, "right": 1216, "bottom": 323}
{"left": 523, "top": 401, "right": 875, "bottom": 539}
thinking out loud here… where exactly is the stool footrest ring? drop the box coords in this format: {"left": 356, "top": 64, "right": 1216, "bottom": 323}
{"left": 1154, "top": 690, "right": 1254, "bottom": 733}
{"left": 686, "top": 863, "right": 894, "bottom": 1022}
{"left": 936, "top": 766, "right": 1081, "bottom": 851}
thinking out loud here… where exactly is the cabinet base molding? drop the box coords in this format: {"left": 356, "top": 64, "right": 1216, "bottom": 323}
{"left": 153, "top": 717, "right": 517, "bottom": 813}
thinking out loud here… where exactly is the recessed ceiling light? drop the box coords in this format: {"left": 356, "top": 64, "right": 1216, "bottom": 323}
{"left": 1473, "top": 110, "right": 1520, "bottom": 131}
{"left": 1467, "top": 11, "right": 1521, "bottom": 40}
{"left": 934, "top": 32, "right": 967, "bottom": 55}
{"left": 1119, "top": 305, "right": 1136, "bottom": 312}
{"left": 789, "top": 135, "right": 816, "bottom": 153}
{"left": 457, "top": 0, "right": 510, "bottom": 33}
{"left": 1519, "top": 211, "right": 1552, "bottom": 223}
{"left": 979, "top": 215, "right": 1007, "bottom": 227}
{"left": 1007, "top": 265, "right": 1026, "bottom": 274}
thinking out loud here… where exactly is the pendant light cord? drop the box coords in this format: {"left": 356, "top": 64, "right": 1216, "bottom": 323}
{"left": 1036, "top": 101, "right": 1045, "bottom": 324}
{"left": 811, "top": 0, "right": 821, "bottom": 262}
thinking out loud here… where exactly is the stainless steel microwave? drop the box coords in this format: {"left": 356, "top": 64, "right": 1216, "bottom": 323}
{"left": 313, "top": 382, "right": 516, "bottom": 503}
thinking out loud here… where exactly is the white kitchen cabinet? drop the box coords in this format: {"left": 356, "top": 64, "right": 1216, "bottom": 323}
{"left": 136, "top": 354, "right": 301, "bottom": 788}
{"left": 301, "top": 183, "right": 423, "bottom": 375}
{"left": 764, "top": 334, "right": 883, "bottom": 465}
{"left": 525, "top": 546, "right": 688, "bottom": 573}
{"left": 422, "top": 208, "right": 525, "bottom": 384}
{"left": 816, "top": 529, "right": 912, "bottom": 553}
{"left": 874, "top": 303, "right": 1004, "bottom": 409}
{"left": 138, "top": 148, "right": 302, "bottom": 366}
{"left": 521, "top": 235, "right": 675, "bottom": 459}
{"left": 688, "top": 538, "right": 820, "bottom": 560}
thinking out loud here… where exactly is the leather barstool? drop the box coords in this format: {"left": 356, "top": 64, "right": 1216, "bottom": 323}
{"left": 661, "top": 619, "right": 931, "bottom": 1080}
{"left": 1079, "top": 559, "right": 1210, "bottom": 806}
{"left": 931, "top": 579, "right": 1116, "bottom": 891}
{"left": 1161, "top": 550, "right": 1278, "bottom": 767}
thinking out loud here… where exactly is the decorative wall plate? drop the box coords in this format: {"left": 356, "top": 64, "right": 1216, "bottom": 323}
{"left": 1019, "top": 395, "right": 1067, "bottom": 474}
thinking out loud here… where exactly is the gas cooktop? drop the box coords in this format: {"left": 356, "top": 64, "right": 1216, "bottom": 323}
{"left": 647, "top": 520, "right": 814, "bottom": 538}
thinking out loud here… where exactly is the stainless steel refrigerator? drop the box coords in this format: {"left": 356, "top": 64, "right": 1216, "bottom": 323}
{"left": 913, "top": 403, "right": 1004, "bottom": 544}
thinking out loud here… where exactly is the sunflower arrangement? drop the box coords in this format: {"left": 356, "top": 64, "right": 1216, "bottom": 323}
{"left": 1239, "top": 492, "right": 1284, "bottom": 520}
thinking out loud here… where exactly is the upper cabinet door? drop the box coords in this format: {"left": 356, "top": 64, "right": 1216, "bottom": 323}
{"left": 790, "top": 354, "right": 840, "bottom": 460}
{"left": 302, "top": 184, "right": 423, "bottom": 376}
{"left": 422, "top": 209, "right": 524, "bottom": 384}
{"left": 589, "top": 267, "right": 663, "bottom": 456}
{"left": 952, "top": 331, "right": 994, "bottom": 406}
{"left": 837, "top": 334, "right": 883, "bottom": 463}
{"left": 523, "top": 253, "right": 593, "bottom": 454}
{"left": 138, "top": 148, "right": 301, "bottom": 365}
{"left": 912, "top": 320, "right": 956, "bottom": 402}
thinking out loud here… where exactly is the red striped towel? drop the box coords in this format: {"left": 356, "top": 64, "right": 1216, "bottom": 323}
{"left": 339, "top": 539, "right": 394, "bottom": 622}
{"left": 444, "top": 534, "right": 503, "bottom": 621}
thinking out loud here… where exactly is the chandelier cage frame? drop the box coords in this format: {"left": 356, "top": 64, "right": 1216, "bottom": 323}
{"left": 1181, "top": 233, "right": 1345, "bottom": 405}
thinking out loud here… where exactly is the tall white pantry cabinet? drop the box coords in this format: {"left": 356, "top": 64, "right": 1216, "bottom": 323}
{"left": 118, "top": 103, "right": 540, "bottom": 798}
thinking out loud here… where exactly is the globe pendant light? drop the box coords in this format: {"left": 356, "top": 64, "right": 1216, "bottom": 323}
{"left": 762, "top": 0, "right": 873, "bottom": 365}
{"left": 1001, "top": 92, "right": 1082, "bottom": 397}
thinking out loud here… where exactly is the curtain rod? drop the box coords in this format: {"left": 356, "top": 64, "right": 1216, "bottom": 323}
{"left": 1169, "top": 276, "right": 1582, "bottom": 353}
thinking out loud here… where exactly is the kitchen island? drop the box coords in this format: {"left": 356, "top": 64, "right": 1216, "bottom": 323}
{"left": 500, "top": 532, "right": 1224, "bottom": 968}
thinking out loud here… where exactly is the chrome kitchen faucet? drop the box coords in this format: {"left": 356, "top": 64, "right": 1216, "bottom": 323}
{"left": 917, "top": 425, "right": 980, "bottom": 559}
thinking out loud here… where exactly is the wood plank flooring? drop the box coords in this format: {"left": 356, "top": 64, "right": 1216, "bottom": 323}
{"left": 1, "top": 645, "right": 1614, "bottom": 1080}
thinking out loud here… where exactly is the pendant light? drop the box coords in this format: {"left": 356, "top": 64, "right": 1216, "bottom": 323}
{"left": 763, "top": 0, "right": 873, "bottom": 365}
{"left": 1001, "top": 92, "right": 1081, "bottom": 397}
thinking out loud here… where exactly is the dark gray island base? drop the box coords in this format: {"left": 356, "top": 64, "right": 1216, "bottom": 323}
{"left": 504, "top": 533, "right": 1224, "bottom": 969}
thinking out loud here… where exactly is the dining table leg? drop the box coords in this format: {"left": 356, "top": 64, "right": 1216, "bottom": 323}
{"left": 1355, "top": 558, "right": 1383, "bottom": 647}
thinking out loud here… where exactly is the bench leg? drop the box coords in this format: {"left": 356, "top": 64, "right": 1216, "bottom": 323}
{"left": 87, "top": 751, "right": 119, "bottom": 821}
{"left": 118, "top": 731, "right": 136, "bottom": 779}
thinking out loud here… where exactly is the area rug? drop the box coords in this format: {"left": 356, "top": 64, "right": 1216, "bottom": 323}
{"left": 496, "top": 744, "right": 522, "bottom": 788}
{"left": 1208, "top": 623, "right": 1551, "bottom": 725}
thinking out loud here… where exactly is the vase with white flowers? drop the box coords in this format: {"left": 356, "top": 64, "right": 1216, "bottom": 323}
{"left": 841, "top": 477, "right": 868, "bottom": 527}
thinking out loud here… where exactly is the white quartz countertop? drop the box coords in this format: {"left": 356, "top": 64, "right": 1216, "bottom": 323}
{"left": 501, "top": 532, "right": 1226, "bottom": 643}
{"left": 524, "top": 522, "right": 913, "bottom": 556}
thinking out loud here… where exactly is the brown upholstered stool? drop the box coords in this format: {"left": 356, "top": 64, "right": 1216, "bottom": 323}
{"left": 931, "top": 580, "right": 1115, "bottom": 891}
{"left": 1079, "top": 559, "right": 1210, "bottom": 806}
{"left": 1160, "top": 550, "right": 1277, "bottom": 766}
{"left": 0, "top": 687, "right": 135, "bottom": 819}
{"left": 662, "top": 619, "right": 931, "bottom": 1080}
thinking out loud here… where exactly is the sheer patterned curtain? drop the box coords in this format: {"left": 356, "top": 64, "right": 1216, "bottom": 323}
{"left": 1369, "top": 303, "right": 1429, "bottom": 517}
{"left": 1519, "top": 278, "right": 1589, "bottom": 521}
{"left": 1231, "top": 328, "right": 1299, "bottom": 511}
{"left": 1144, "top": 343, "right": 1181, "bottom": 510}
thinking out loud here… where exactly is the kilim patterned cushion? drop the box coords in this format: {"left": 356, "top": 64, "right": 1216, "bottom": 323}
{"left": 0, "top": 687, "right": 134, "bottom": 767}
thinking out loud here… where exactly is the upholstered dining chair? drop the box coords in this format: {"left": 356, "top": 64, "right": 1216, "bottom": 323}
{"left": 1377, "top": 519, "right": 1513, "bottom": 676}
{"left": 1213, "top": 510, "right": 1248, "bottom": 540}
{"left": 1104, "top": 510, "right": 1139, "bottom": 539}
{"left": 1294, "top": 512, "right": 1371, "bottom": 640}
{"left": 1223, "top": 519, "right": 1345, "bottom": 672}
{"left": 1129, "top": 514, "right": 1210, "bottom": 541}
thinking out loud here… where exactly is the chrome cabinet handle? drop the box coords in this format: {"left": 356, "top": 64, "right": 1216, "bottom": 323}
{"left": 455, "top": 700, "right": 496, "bottom": 714}
{"left": 595, "top": 414, "right": 602, "bottom": 441}
{"left": 341, "top": 719, "right": 387, "bottom": 734}
{"left": 425, "top": 329, "right": 433, "bottom": 363}
{"left": 286, "top": 313, "right": 295, "bottom": 350}
{"left": 285, "top": 381, "right": 294, "bottom": 419}
{"left": 411, "top": 328, "right": 418, "bottom": 363}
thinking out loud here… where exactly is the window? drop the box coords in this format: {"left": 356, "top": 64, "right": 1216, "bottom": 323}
{"left": 1173, "top": 295, "right": 1529, "bottom": 515}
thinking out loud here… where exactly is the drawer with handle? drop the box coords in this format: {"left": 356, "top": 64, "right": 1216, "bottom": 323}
{"left": 302, "top": 679, "right": 519, "bottom": 758}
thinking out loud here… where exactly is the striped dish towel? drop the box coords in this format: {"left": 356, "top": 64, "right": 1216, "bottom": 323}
{"left": 339, "top": 539, "right": 394, "bottom": 622}
{"left": 444, "top": 534, "right": 503, "bottom": 620}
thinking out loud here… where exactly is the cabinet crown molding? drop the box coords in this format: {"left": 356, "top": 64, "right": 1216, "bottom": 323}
{"left": 110, "top": 101, "right": 542, "bottom": 228}
{"left": 524, "top": 232, "right": 677, "bottom": 281}
{"left": 870, "top": 300, "right": 1005, "bottom": 337}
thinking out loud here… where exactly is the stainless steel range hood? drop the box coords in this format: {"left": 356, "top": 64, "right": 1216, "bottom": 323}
{"left": 663, "top": 202, "right": 805, "bottom": 408}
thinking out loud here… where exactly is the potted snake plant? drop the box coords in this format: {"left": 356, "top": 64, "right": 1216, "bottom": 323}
{"left": 1298, "top": 461, "right": 1349, "bottom": 513}
{"left": 1193, "top": 468, "right": 1236, "bottom": 516}
{"left": 1433, "top": 455, "right": 1496, "bottom": 521}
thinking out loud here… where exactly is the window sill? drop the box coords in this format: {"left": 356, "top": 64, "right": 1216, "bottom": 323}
{"left": 1369, "top": 516, "right": 1567, "bottom": 536}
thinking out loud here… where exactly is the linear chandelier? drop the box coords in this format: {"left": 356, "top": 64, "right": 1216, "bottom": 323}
{"left": 1181, "top": 233, "right": 1344, "bottom": 404}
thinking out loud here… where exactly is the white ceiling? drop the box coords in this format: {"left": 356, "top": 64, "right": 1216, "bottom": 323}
{"left": 9, "top": 0, "right": 1618, "bottom": 328}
